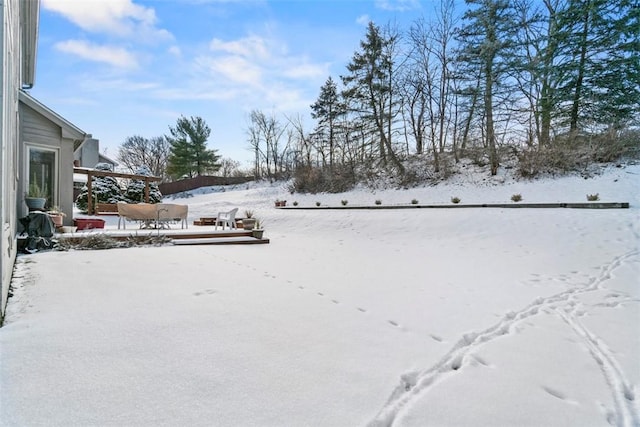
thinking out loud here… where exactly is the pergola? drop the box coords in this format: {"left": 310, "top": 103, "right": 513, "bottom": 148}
{"left": 73, "top": 167, "right": 162, "bottom": 215}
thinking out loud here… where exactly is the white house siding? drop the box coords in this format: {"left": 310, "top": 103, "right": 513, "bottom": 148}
{"left": 1, "top": 0, "right": 22, "bottom": 320}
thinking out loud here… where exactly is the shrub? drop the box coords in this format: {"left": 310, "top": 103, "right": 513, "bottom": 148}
{"left": 587, "top": 193, "right": 600, "bottom": 201}
{"left": 341, "top": 200, "right": 348, "bottom": 206}
{"left": 124, "top": 166, "right": 163, "bottom": 204}
{"left": 293, "top": 201, "right": 298, "bottom": 206}
{"left": 75, "top": 163, "right": 128, "bottom": 212}
{"left": 511, "top": 194, "right": 523, "bottom": 202}
{"left": 411, "top": 199, "right": 419, "bottom": 205}
{"left": 290, "top": 165, "right": 356, "bottom": 194}
{"left": 375, "top": 199, "right": 382, "bottom": 205}
{"left": 315, "top": 201, "right": 321, "bottom": 206}
{"left": 451, "top": 196, "right": 461, "bottom": 204}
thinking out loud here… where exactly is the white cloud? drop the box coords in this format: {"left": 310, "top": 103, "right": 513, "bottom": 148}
{"left": 199, "top": 55, "right": 263, "bottom": 86}
{"left": 168, "top": 46, "right": 182, "bottom": 57}
{"left": 150, "top": 32, "right": 328, "bottom": 115}
{"left": 209, "top": 36, "right": 270, "bottom": 60}
{"left": 374, "top": 0, "right": 421, "bottom": 12}
{"left": 55, "top": 40, "right": 139, "bottom": 69}
{"left": 41, "top": 0, "right": 173, "bottom": 42}
{"left": 356, "top": 14, "right": 371, "bottom": 26}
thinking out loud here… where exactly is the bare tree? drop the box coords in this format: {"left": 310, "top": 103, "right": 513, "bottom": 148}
{"left": 117, "top": 135, "right": 171, "bottom": 181}
{"left": 246, "top": 110, "right": 289, "bottom": 179}
{"left": 217, "top": 157, "right": 241, "bottom": 178}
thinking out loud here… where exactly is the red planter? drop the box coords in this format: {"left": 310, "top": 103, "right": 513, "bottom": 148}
{"left": 74, "top": 218, "right": 105, "bottom": 230}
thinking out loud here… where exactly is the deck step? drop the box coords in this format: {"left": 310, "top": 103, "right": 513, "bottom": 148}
{"left": 56, "top": 229, "right": 269, "bottom": 245}
{"left": 172, "top": 236, "right": 269, "bottom": 245}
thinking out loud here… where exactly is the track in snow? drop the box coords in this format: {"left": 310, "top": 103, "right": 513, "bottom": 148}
{"left": 368, "top": 249, "right": 639, "bottom": 427}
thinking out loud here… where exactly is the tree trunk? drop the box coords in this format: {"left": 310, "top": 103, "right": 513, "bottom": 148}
{"left": 569, "top": 0, "right": 591, "bottom": 135}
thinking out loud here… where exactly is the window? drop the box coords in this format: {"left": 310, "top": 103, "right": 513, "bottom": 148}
{"left": 27, "top": 146, "right": 57, "bottom": 208}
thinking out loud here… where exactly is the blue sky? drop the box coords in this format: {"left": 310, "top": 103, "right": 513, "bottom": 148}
{"left": 32, "top": 0, "right": 436, "bottom": 167}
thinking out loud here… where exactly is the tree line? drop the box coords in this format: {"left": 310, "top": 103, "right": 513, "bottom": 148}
{"left": 249, "top": 0, "right": 639, "bottom": 188}
{"left": 116, "top": 115, "right": 229, "bottom": 182}
{"left": 117, "top": 0, "right": 638, "bottom": 188}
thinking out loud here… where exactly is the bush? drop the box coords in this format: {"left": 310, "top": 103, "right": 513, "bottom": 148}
{"left": 375, "top": 199, "right": 382, "bottom": 205}
{"left": 511, "top": 194, "right": 523, "bottom": 202}
{"left": 290, "top": 165, "right": 356, "bottom": 194}
{"left": 75, "top": 163, "right": 127, "bottom": 212}
{"left": 451, "top": 196, "right": 461, "bottom": 204}
{"left": 124, "top": 166, "right": 163, "bottom": 204}
{"left": 587, "top": 193, "right": 600, "bottom": 201}
{"left": 315, "top": 201, "right": 321, "bottom": 206}
{"left": 293, "top": 201, "right": 298, "bottom": 206}
{"left": 411, "top": 199, "right": 419, "bottom": 205}
{"left": 341, "top": 200, "right": 348, "bottom": 206}
{"left": 516, "top": 130, "right": 640, "bottom": 178}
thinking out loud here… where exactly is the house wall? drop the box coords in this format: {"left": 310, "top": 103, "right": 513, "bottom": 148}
{"left": 19, "top": 102, "right": 75, "bottom": 224}
{"left": 1, "top": 0, "right": 22, "bottom": 320}
{"left": 76, "top": 138, "right": 100, "bottom": 168}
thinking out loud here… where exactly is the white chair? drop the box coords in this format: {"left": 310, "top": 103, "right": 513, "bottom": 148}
{"left": 215, "top": 208, "right": 238, "bottom": 230}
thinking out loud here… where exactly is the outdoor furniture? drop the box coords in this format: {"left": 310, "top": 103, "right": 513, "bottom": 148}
{"left": 157, "top": 203, "right": 188, "bottom": 229}
{"left": 215, "top": 208, "right": 238, "bottom": 230}
{"left": 117, "top": 202, "right": 188, "bottom": 229}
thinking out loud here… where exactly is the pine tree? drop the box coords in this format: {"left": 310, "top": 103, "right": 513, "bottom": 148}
{"left": 456, "top": 0, "right": 519, "bottom": 175}
{"left": 555, "top": 0, "right": 640, "bottom": 133}
{"left": 311, "top": 77, "right": 346, "bottom": 168}
{"left": 166, "top": 116, "right": 220, "bottom": 179}
{"left": 341, "top": 22, "right": 404, "bottom": 173}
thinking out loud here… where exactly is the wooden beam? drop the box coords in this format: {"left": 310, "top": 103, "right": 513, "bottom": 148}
{"left": 75, "top": 167, "right": 162, "bottom": 213}
{"left": 74, "top": 167, "right": 161, "bottom": 181}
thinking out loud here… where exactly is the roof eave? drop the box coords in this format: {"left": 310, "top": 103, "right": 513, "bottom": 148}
{"left": 19, "top": 91, "right": 87, "bottom": 141}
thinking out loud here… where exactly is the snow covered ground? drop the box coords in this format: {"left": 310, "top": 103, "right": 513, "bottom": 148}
{"left": 1, "top": 163, "right": 639, "bottom": 426}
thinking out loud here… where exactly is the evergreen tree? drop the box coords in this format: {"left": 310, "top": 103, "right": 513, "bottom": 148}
{"left": 555, "top": 0, "right": 640, "bottom": 133}
{"left": 166, "top": 116, "right": 220, "bottom": 179}
{"left": 456, "top": 0, "right": 519, "bottom": 175}
{"left": 311, "top": 77, "right": 346, "bottom": 168}
{"left": 341, "top": 22, "right": 405, "bottom": 173}
{"left": 124, "top": 166, "right": 163, "bottom": 203}
{"left": 75, "top": 163, "right": 127, "bottom": 212}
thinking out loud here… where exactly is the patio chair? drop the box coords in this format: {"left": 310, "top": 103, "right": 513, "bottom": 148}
{"left": 215, "top": 208, "right": 238, "bottom": 230}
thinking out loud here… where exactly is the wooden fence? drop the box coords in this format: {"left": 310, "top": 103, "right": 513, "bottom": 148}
{"left": 158, "top": 176, "right": 254, "bottom": 195}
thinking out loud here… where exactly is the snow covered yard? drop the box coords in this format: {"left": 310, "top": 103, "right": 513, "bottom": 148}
{"left": 1, "top": 165, "right": 639, "bottom": 426}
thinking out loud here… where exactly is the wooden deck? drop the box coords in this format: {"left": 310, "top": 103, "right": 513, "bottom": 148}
{"left": 56, "top": 227, "right": 269, "bottom": 246}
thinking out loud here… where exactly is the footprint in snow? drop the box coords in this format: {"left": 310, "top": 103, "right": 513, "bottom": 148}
{"left": 542, "top": 386, "right": 577, "bottom": 405}
{"left": 471, "top": 354, "right": 491, "bottom": 367}
{"left": 193, "top": 289, "right": 217, "bottom": 296}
